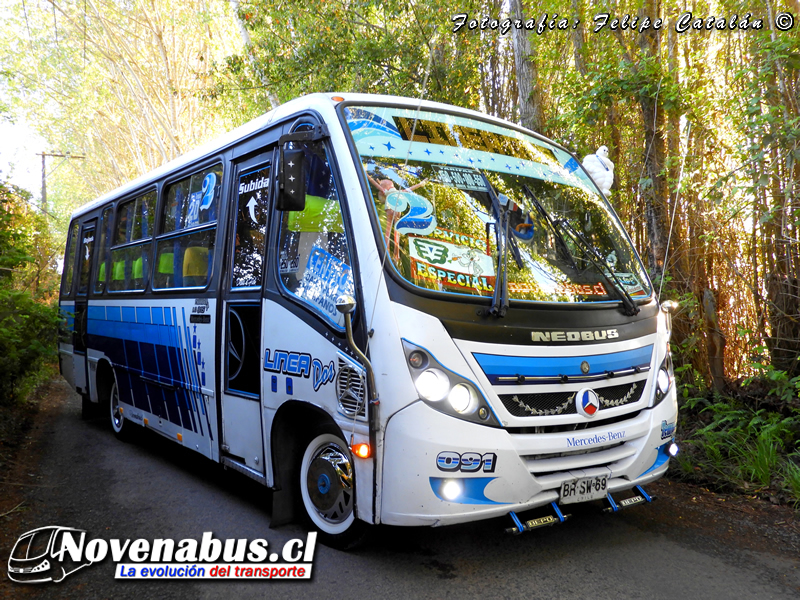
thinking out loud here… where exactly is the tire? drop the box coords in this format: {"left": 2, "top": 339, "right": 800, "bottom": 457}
{"left": 299, "top": 432, "right": 369, "bottom": 549}
{"left": 109, "top": 378, "right": 134, "bottom": 441}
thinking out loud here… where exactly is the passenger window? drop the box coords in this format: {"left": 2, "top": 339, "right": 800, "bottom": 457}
{"left": 277, "top": 143, "right": 354, "bottom": 328}
{"left": 109, "top": 191, "right": 155, "bottom": 292}
{"left": 154, "top": 164, "right": 222, "bottom": 289}
{"left": 61, "top": 221, "right": 79, "bottom": 296}
{"left": 115, "top": 191, "right": 155, "bottom": 244}
{"left": 232, "top": 164, "right": 270, "bottom": 289}
{"left": 161, "top": 165, "right": 223, "bottom": 233}
{"left": 94, "top": 206, "right": 114, "bottom": 293}
{"left": 153, "top": 229, "right": 216, "bottom": 289}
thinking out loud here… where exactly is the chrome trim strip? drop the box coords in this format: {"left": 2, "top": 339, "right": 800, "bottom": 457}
{"left": 497, "top": 366, "right": 650, "bottom": 384}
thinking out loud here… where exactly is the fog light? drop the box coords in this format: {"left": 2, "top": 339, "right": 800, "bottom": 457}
{"left": 668, "top": 443, "right": 679, "bottom": 457}
{"left": 478, "top": 407, "right": 489, "bottom": 420}
{"left": 416, "top": 368, "right": 450, "bottom": 401}
{"left": 441, "top": 479, "right": 462, "bottom": 501}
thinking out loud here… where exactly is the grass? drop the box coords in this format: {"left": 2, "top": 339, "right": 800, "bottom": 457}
{"left": 677, "top": 390, "right": 800, "bottom": 506}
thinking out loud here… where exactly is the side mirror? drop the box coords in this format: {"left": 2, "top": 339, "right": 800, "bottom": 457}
{"left": 336, "top": 295, "right": 357, "bottom": 315}
{"left": 276, "top": 147, "right": 306, "bottom": 211}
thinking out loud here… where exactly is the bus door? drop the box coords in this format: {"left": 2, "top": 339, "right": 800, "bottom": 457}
{"left": 219, "top": 157, "right": 272, "bottom": 478}
{"left": 73, "top": 220, "right": 96, "bottom": 395}
{"left": 262, "top": 133, "right": 365, "bottom": 446}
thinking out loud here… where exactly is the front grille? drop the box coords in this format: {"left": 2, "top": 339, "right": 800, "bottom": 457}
{"left": 499, "top": 380, "right": 645, "bottom": 417}
{"left": 508, "top": 410, "right": 642, "bottom": 434}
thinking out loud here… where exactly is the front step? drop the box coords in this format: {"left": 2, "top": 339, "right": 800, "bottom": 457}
{"left": 505, "top": 501, "right": 570, "bottom": 535}
{"left": 603, "top": 485, "right": 655, "bottom": 513}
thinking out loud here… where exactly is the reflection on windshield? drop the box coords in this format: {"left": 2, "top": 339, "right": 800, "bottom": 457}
{"left": 345, "top": 106, "right": 651, "bottom": 305}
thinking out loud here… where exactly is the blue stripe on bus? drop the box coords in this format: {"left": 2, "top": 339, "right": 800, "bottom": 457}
{"left": 136, "top": 306, "right": 151, "bottom": 324}
{"left": 473, "top": 345, "right": 653, "bottom": 382}
{"left": 88, "top": 305, "right": 105, "bottom": 320}
{"left": 83, "top": 304, "right": 214, "bottom": 436}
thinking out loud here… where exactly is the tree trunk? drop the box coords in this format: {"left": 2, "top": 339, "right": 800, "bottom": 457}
{"left": 702, "top": 288, "right": 727, "bottom": 391}
{"left": 510, "top": 0, "right": 546, "bottom": 134}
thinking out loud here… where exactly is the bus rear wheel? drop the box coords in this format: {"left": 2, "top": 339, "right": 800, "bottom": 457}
{"left": 109, "top": 379, "right": 133, "bottom": 441}
{"left": 299, "top": 432, "right": 368, "bottom": 549}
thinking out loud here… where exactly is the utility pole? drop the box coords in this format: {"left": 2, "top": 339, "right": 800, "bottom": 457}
{"left": 37, "top": 152, "right": 85, "bottom": 209}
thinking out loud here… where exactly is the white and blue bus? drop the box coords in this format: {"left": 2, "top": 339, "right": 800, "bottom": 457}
{"left": 59, "top": 93, "right": 678, "bottom": 546}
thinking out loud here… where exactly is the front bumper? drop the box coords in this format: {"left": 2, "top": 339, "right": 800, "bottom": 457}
{"left": 380, "top": 391, "right": 678, "bottom": 527}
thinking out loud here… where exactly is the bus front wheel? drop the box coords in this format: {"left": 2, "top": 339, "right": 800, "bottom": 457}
{"left": 299, "top": 432, "right": 368, "bottom": 549}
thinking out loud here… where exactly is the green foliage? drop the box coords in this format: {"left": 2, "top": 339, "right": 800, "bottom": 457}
{"left": 0, "top": 181, "right": 60, "bottom": 404}
{"left": 678, "top": 380, "right": 800, "bottom": 505}
{"left": 784, "top": 459, "right": 800, "bottom": 507}
{"left": 0, "top": 288, "right": 59, "bottom": 404}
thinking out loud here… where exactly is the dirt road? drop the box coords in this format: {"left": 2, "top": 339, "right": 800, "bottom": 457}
{"left": 1, "top": 379, "right": 799, "bottom": 599}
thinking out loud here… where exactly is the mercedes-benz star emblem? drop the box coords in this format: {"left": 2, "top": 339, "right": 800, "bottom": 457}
{"left": 580, "top": 361, "right": 590, "bottom": 374}
{"left": 576, "top": 388, "right": 600, "bottom": 418}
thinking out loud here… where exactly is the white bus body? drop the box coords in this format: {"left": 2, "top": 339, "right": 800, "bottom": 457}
{"left": 59, "top": 93, "right": 678, "bottom": 545}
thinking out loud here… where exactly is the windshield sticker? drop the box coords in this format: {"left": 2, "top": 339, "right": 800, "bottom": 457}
{"left": 344, "top": 107, "right": 403, "bottom": 142}
{"left": 612, "top": 272, "right": 646, "bottom": 296}
{"left": 412, "top": 256, "right": 494, "bottom": 292}
{"left": 296, "top": 246, "right": 354, "bottom": 323}
{"left": 410, "top": 238, "right": 496, "bottom": 279}
{"left": 554, "top": 282, "right": 608, "bottom": 297}
{"left": 428, "top": 227, "right": 487, "bottom": 252}
{"left": 385, "top": 190, "right": 437, "bottom": 236}
{"left": 433, "top": 165, "right": 488, "bottom": 192}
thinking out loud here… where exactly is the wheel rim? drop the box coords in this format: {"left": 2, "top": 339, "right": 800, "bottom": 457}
{"left": 110, "top": 381, "right": 123, "bottom": 432}
{"left": 301, "top": 435, "right": 355, "bottom": 532}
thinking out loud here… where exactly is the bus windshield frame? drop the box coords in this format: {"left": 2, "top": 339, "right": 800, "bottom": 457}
{"left": 340, "top": 103, "right": 652, "bottom": 307}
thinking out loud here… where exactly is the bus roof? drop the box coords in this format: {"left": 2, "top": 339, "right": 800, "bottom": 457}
{"left": 70, "top": 93, "right": 555, "bottom": 220}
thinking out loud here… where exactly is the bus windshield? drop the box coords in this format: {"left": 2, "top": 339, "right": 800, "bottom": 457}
{"left": 343, "top": 104, "right": 651, "bottom": 305}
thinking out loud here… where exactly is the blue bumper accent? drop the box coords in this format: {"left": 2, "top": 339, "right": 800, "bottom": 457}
{"left": 429, "top": 477, "right": 509, "bottom": 505}
{"left": 638, "top": 441, "right": 672, "bottom": 478}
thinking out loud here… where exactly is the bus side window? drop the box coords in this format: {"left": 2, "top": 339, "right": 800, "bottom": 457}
{"left": 61, "top": 221, "right": 79, "bottom": 297}
{"left": 94, "top": 207, "right": 114, "bottom": 293}
{"left": 109, "top": 191, "right": 155, "bottom": 292}
{"left": 277, "top": 144, "right": 354, "bottom": 329}
{"left": 154, "top": 165, "right": 222, "bottom": 290}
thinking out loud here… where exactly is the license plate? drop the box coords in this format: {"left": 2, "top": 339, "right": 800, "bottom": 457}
{"left": 560, "top": 475, "right": 608, "bottom": 504}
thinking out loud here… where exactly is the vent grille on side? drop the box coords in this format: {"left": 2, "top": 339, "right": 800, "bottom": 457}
{"left": 337, "top": 359, "right": 366, "bottom": 417}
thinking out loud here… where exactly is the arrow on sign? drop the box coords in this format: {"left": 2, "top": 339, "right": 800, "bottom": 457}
{"left": 247, "top": 197, "right": 258, "bottom": 223}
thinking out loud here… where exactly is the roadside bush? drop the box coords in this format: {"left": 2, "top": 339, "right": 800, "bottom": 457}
{"left": 0, "top": 288, "right": 59, "bottom": 404}
{"left": 676, "top": 378, "right": 800, "bottom": 507}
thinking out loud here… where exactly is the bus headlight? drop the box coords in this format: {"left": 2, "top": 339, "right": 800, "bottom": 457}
{"left": 402, "top": 340, "right": 500, "bottom": 427}
{"left": 416, "top": 369, "right": 450, "bottom": 401}
{"left": 652, "top": 348, "right": 674, "bottom": 407}
{"left": 448, "top": 384, "right": 475, "bottom": 413}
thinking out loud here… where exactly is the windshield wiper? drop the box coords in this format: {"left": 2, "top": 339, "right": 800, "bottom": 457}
{"left": 479, "top": 173, "right": 522, "bottom": 317}
{"left": 522, "top": 185, "right": 577, "bottom": 270}
{"left": 553, "top": 217, "right": 640, "bottom": 317}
